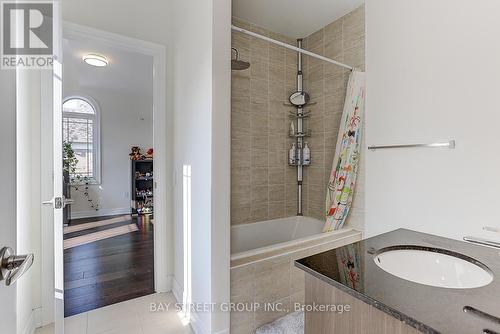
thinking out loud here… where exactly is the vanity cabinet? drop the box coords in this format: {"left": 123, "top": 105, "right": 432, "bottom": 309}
{"left": 304, "top": 273, "right": 421, "bottom": 334}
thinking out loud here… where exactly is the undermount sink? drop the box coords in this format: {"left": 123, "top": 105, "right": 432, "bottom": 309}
{"left": 374, "top": 246, "right": 493, "bottom": 289}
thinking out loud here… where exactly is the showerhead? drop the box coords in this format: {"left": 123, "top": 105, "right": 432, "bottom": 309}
{"left": 231, "top": 48, "right": 250, "bottom": 70}
{"left": 232, "top": 59, "right": 251, "bottom": 70}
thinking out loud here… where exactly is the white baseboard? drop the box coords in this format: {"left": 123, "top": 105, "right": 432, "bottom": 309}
{"left": 171, "top": 277, "right": 208, "bottom": 334}
{"left": 164, "top": 274, "right": 173, "bottom": 292}
{"left": 190, "top": 311, "right": 210, "bottom": 334}
{"left": 214, "top": 329, "right": 230, "bottom": 334}
{"left": 33, "top": 307, "right": 42, "bottom": 328}
{"left": 21, "top": 309, "right": 36, "bottom": 334}
{"left": 70, "top": 207, "right": 130, "bottom": 220}
{"left": 171, "top": 276, "right": 227, "bottom": 334}
{"left": 171, "top": 276, "right": 183, "bottom": 304}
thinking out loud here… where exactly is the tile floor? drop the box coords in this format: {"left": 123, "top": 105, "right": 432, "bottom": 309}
{"left": 35, "top": 293, "right": 193, "bottom": 334}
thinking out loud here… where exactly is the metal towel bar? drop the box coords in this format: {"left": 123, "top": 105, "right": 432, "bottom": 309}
{"left": 368, "top": 140, "right": 455, "bottom": 151}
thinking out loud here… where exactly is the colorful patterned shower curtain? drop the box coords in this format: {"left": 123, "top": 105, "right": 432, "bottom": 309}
{"left": 324, "top": 70, "right": 365, "bottom": 232}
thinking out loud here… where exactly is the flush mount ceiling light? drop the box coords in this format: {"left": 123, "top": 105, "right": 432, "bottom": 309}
{"left": 83, "top": 54, "right": 108, "bottom": 67}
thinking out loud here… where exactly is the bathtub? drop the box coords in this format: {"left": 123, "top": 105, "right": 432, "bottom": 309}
{"left": 229, "top": 216, "right": 362, "bottom": 332}
{"left": 231, "top": 215, "right": 361, "bottom": 267}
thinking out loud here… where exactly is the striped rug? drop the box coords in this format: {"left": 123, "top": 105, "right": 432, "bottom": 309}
{"left": 63, "top": 215, "right": 131, "bottom": 234}
{"left": 63, "top": 224, "right": 139, "bottom": 249}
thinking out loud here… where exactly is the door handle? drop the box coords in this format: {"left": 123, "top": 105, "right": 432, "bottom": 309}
{"left": 42, "top": 196, "right": 74, "bottom": 209}
{"left": 0, "top": 247, "right": 34, "bottom": 286}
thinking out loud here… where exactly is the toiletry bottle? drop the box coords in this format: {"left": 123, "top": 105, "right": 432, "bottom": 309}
{"left": 303, "top": 142, "right": 311, "bottom": 165}
{"left": 289, "top": 143, "right": 297, "bottom": 165}
{"left": 289, "top": 121, "right": 295, "bottom": 137}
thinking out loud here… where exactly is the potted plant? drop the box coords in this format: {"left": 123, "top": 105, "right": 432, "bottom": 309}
{"left": 63, "top": 141, "right": 99, "bottom": 211}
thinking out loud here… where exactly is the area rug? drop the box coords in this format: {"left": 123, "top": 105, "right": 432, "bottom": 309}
{"left": 63, "top": 215, "right": 131, "bottom": 234}
{"left": 63, "top": 223, "right": 139, "bottom": 249}
{"left": 256, "top": 311, "right": 304, "bottom": 334}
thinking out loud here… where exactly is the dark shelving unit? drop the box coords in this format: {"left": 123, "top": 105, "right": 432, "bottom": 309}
{"left": 131, "top": 159, "right": 154, "bottom": 215}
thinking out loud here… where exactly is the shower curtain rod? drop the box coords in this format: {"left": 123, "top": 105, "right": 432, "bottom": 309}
{"left": 231, "top": 25, "right": 354, "bottom": 71}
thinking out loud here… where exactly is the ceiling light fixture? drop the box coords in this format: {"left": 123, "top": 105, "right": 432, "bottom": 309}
{"left": 83, "top": 54, "right": 108, "bottom": 67}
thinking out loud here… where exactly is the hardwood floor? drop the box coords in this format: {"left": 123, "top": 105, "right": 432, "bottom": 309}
{"left": 64, "top": 214, "right": 155, "bottom": 317}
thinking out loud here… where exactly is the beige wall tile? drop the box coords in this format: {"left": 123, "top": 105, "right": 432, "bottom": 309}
{"left": 232, "top": 32, "right": 250, "bottom": 52}
{"left": 231, "top": 6, "right": 364, "bottom": 228}
{"left": 251, "top": 185, "right": 269, "bottom": 205}
{"left": 230, "top": 313, "right": 254, "bottom": 334}
{"left": 269, "top": 167, "right": 285, "bottom": 185}
{"left": 269, "top": 44, "right": 285, "bottom": 64}
{"left": 269, "top": 63, "right": 285, "bottom": 83}
{"left": 232, "top": 111, "right": 251, "bottom": 134}
{"left": 308, "top": 63, "right": 324, "bottom": 82}
{"left": 255, "top": 296, "right": 291, "bottom": 329}
{"left": 250, "top": 37, "right": 269, "bottom": 61}
{"left": 232, "top": 148, "right": 251, "bottom": 168}
{"left": 268, "top": 81, "right": 286, "bottom": 102}
{"left": 231, "top": 75, "right": 250, "bottom": 98}
{"left": 342, "top": 5, "right": 365, "bottom": 50}
{"left": 269, "top": 184, "right": 285, "bottom": 202}
{"left": 250, "top": 59, "right": 269, "bottom": 81}
{"left": 231, "top": 205, "right": 251, "bottom": 225}
{"left": 268, "top": 150, "right": 285, "bottom": 168}
{"left": 306, "top": 29, "right": 324, "bottom": 51}
{"left": 251, "top": 204, "right": 268, "bottom": 222}
{"left": 268, "top": 134, "right": 285, "bottom": 152}
{"left": 250, "top": 78, "right": 268, "bottom": 104}
{"left": 268, "top": 201, "right": 285, "bottom": 219}
{"left": 251, "top": 167, "right": 269, "bottom": 186}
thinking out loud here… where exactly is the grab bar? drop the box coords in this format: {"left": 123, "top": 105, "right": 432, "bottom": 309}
{"left": 368, "top": 140, "right": 455, "bottom": 151}
{"left": 463, "top": 236, "right": 500, "bottom": 250}
{"left": 483, "top": 226, "right": 500, "bottom": 234}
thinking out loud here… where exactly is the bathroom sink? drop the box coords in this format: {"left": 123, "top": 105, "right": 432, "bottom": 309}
{"left": 373, "top": 247, "right": 493, "bottom": 289}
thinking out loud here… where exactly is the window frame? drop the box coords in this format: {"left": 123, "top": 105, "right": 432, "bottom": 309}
{"left": 62, "top": 95, "right": 102, "bottom": 185}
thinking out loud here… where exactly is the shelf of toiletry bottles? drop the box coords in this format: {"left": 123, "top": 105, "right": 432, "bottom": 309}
{"left": 288, "top": 143, "right": 311, "bottom": 167}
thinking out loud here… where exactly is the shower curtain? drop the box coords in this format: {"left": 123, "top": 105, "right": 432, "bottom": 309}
{"left": 324, "top": 70, "right": 365, "bottom": 232}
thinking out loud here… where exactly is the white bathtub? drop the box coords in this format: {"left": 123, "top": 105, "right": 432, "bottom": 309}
{"left": 230, "top": 216, "right": 362, "bottom": 267}
{"left": 229, "top": 216, "right": 362, "bottom": 331}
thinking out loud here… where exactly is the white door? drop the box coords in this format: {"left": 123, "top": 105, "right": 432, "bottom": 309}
{"left": 0, "top": 1, "right": 63, "bottom": 333}
{"left": 41, "top": 0, "right": 65, "bottom": 332}
{"left": 0, "top": 69, "right": 18, "bottom": 334}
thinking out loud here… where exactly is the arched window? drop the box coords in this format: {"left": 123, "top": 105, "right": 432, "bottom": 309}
{"left": 63, "top": 96, "right": 101, "bottom": 184}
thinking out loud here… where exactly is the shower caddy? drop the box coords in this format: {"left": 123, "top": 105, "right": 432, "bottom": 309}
{"left": 288, "top": 39, "right": 314, "bottom": 216}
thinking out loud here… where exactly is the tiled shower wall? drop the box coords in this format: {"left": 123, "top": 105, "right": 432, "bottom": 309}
{"left": 231, "top": 5, "right": 365, "bottom": 228}
{"left": 301, "top": 4, "right": 365, "bottom": 227}
{"left": 231, "top": 18, "right": 302, "bottom": 225}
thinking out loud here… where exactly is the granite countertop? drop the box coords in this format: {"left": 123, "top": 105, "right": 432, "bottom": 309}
{"left": 295, "top": 228, "right": 500, "bottom": 334}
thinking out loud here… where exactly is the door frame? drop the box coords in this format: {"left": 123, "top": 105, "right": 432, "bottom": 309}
{"left": 41, "top": 21, "right": 171, "bottom": 320}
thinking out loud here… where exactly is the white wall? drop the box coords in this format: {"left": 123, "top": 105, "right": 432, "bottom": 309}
{"left": 170, "top": 0, "right": 231, "bottom": 331}
{"left": 171, "top": 0, "right": 231, "bottom": 331}
{"left": 365, "top": 0, "right": 500, "bottom": 242}
{"left": 211, "top": 1, "right": 231, "bottom": 331}
{"left": 63, "top": 88, "right": 153, "bottom": 218}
